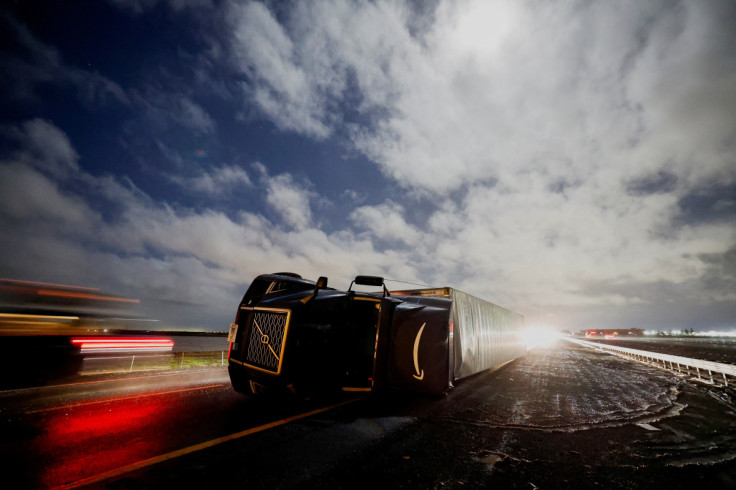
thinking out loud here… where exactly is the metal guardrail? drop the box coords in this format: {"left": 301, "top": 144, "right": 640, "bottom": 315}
{"left": 565, "top": 338, "right": 736, "bottom": 388}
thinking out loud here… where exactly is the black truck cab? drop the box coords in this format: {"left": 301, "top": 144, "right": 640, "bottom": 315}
{"left": 228, "top": 273, "right": 397, "bottom": 395}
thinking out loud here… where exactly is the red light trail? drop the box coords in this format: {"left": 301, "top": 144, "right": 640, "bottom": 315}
{"left": 71, "top": 337, "right": 174, "bottom": 353}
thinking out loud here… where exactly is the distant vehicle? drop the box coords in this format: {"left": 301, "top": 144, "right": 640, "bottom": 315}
{"left": 227, "top": 273, "right": 525, "bottom": 396}
{"left": 0, "top": 278, "right": 171, "bottom": 387}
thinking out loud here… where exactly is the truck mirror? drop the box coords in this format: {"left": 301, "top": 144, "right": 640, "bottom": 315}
{"left": 349, "top": 275, "right": 390, "bottom": 296}
{"left": 354, "top": 275, "right": 384, "bottom": 287}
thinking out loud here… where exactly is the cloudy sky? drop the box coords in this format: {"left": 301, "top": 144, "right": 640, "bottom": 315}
{"left": 1, "top": 0, "right": 734, "bottom": 332}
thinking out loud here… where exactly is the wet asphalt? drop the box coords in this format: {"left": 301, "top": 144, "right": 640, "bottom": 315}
{"left": 2, "top": 341, "right": 736, "bottom": 489}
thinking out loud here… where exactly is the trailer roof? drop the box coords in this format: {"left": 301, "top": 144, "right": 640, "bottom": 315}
{"left": 390, "top": 287, "right": 452, "bottom": 298}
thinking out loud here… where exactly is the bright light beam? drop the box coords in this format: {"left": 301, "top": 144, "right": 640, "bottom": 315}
{"left": 521, "top": 326, "right": 560, "bottom": 351}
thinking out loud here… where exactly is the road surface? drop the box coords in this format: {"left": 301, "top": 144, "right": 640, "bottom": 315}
{"left": 2, "top": 341, "right": 735, "bottom": 489}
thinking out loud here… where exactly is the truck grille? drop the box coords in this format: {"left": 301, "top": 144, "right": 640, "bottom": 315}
{"left": 243, "top": 309, "right": 290, "bottom": 374}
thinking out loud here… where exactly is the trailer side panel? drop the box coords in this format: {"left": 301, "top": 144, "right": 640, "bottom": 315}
{"left": 450, "top": 289, "right": 525, "bottom": 380}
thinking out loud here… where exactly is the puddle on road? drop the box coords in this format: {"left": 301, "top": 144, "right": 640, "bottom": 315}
{"left": 473, "top": 450, "right": 531, "bottom": 469}
{"left": 476, "top": 451, "right": 505, "bottom": 466}
{"left": 444, "top": 347, "right": 694, "bottom": 433}
{"left": 444, "top": 400, "right": 687, "bottom": 433}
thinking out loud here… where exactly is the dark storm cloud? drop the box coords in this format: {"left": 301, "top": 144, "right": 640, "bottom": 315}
{"left": 677, "top": 183, "right": 736, "bottom": 225}
{"left": 699, "top": 246, "right": 736, "bottom": 294}
{"left": 627, "top": 171, "right": 678, "bottom": 196}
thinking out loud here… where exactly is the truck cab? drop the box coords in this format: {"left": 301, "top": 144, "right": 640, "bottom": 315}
{"left": 227, "top": 272, "right": 518, "bottom": 397}
{"left": 227, "top": 273, "right": 395, "bottom": 395}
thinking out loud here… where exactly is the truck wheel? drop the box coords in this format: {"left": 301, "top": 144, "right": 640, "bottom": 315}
{"left": 246, "top": 380, "right": 296, "bottom": 400}
{"left": 248, "top": 380, "right": 267, "bottom": 395}
{"left": 228, "top": 370, "right": 250, "bottom": 394}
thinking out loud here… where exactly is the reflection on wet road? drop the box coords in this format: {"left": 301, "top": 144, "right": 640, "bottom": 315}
{"left": 2, "top": 342, "right": 736, "bottom": 489}
{"left": 2, "top": 376, "right": 237, "bottom": 488}
{"left": 447, "top": 345, "right": 683, "bottom": 431}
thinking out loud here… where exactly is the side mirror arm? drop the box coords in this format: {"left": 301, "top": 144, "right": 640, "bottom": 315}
{"left": 301, "top": 276, "right": 328, "bottom": 304}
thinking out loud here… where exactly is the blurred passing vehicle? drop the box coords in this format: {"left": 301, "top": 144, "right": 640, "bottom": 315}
{"left": 0, "top": 278, "right": 171, "bottom": 388}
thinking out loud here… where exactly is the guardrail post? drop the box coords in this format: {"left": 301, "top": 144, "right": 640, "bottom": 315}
{"left": 709, "top": 370, "right": 714, "bottom": 384}
{"left": 724, "top": 373, "right": 728, "bottom": 387}
{"left": 696, "top": 367, "right": 701, "bottom": 380}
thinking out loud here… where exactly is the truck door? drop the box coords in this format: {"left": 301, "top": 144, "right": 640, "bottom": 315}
{"left": 375, "top": 299, "right": 453, "bottom": 395}
{"left": 343, "top": 296, "right": 382, "bottom": 390}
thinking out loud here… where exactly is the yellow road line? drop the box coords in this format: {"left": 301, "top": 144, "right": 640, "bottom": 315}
{"left": 53, "top": 397, "right": 361, "bottom": 489}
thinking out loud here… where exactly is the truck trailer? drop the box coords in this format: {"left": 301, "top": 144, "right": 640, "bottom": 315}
{"left": 227, "top": 273, "right": 525, "bottom": 396}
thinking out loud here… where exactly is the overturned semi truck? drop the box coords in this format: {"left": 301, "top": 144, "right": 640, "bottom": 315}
{"left": 227, "top": 273, "right": 525, "bottom": 396}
